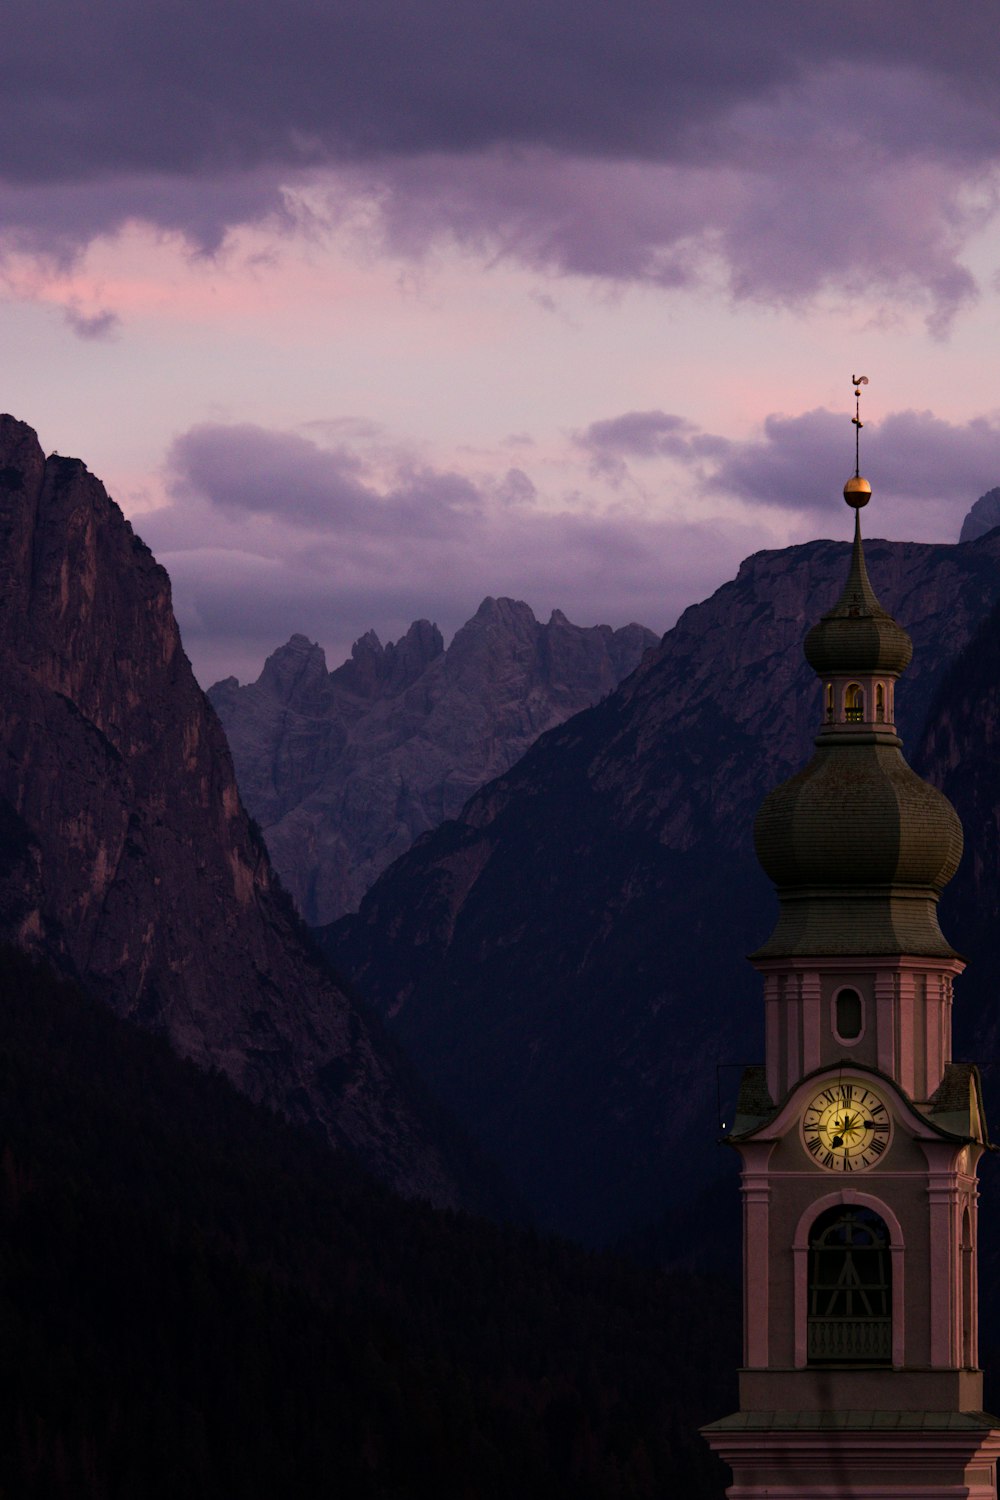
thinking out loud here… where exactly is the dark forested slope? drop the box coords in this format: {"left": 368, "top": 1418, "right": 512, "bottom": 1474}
{"left": 0, "top": 947, "right": 733, "bottom": 1500}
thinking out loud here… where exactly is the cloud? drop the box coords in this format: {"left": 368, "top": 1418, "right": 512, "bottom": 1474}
{"left": 576, "top": 405, "right": 1000, "bottom": 528}
{"left": 4, "top": 2, "right": 998, "bottom": 181}
{"left": 576, "top": 411, "right": 719, "bottom": 481}
{"left": 0, "top": 171, "right": 297, "bottom": 264}
{"left": 62, "top": 304, "right": 120, "bottom": 341}
{"left": 2, "top": 4, "right": 1000, "bottom": 323}
{"left": 580, "top": 412, "right": 698, "bottom": 459}
{"left": 138, "top": 399, "right": 1000, "bottom": 685}
{"left": 489, "top": 468, "right": 537, "bottom": 507}
{"left": 169, "top": 423, "right": 484, "bottom": 535}
{"left": 145, "top": 419, "right": 755, "bottom": 685}
{"left": 707, "top": 409, "right": 1000, "bottom": 517}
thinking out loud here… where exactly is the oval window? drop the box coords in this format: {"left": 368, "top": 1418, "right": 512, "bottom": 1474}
{"left": 836, "top": 988, "right": 863, "bottom": 1040}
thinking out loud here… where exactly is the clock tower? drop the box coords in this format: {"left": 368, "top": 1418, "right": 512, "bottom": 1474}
{"left": 702, "top": 390, "right": 1000, "bottom": 1498}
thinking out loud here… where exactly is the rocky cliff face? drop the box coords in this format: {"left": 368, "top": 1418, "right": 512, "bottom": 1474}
{"left": 0, "top": 415, "right": 485, "bottom": 1209}
{"left": 209, "top": 599, "right": 656, "bottom": 923}
{"left": 322, "top": 527, "right": 1000, "bottom": 1244}
{"left": 960, "top": 487, "right": 1000, "bottom": 543}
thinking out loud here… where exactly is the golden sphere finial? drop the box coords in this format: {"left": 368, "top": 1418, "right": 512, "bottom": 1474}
{"left": 844, "top": 475, "right": 872, "bottom": 508}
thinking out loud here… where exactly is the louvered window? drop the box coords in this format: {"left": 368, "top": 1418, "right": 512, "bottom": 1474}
{"left": 808, "top": 1206, "right": 891, "bottom": 1364}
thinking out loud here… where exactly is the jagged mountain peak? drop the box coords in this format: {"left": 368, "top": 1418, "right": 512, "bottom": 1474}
{"left": 258, "top": 633, "right": 330, "bottom": 707}
{"left": 473, "top": 594, "right": 521, "bottom": 618}
{"left": 211, "top": 599, "right": 657, "bottom": 922}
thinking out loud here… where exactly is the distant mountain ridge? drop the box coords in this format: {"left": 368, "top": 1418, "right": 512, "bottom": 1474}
{"left": 0, "top": 415, "right": 486, "bottom": 1209}
{"left": 209, "top": 599, "right": 657, "bottom": 923}
{"left": 321, "top": 526, "right": 1000, "bottom": 1244}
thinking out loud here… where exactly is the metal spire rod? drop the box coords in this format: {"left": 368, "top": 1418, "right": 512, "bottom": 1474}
{"left": 851, "top": 373, "right": 869, "bottom": 478}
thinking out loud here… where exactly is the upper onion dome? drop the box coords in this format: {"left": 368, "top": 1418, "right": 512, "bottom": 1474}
{"left": 751, "top": 474, "right": 962, "bottom": 960}
{"left": 804, "top": 488, "right": 913, "bottom": 677}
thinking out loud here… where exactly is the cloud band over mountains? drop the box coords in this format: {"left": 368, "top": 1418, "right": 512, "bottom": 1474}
{"left": 142, "top": 404, "right": 1000, "bottom": 685}
{"left": 3, "top": 2, "right": 1000, "bottom": 325}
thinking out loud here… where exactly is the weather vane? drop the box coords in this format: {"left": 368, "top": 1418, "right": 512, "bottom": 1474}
{"left": 845, "top": 374, "right": 871, "bottom": 509}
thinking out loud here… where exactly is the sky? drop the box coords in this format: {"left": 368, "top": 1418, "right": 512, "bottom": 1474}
{"left": 5, "top": 1, "right": 1000, "bottom": 685}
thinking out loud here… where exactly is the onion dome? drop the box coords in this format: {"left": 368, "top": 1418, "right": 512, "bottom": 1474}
{"left": 753, "top": 745, "right": 963, "bottom": 957}
{"left": 803, "top": 498, "right": 913, "bottom": 677}
{"left": 751, "top": 479, "right": 962, "bottom": 960}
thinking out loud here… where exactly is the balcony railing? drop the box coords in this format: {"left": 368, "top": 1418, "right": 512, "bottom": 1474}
{"left": 808, "top": 1317, "right": 891, "bottom": 1363}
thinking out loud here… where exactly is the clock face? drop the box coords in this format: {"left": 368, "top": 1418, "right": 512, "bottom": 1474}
{"left": 801, "top": 1080, "right": 892, "bottom": 1172}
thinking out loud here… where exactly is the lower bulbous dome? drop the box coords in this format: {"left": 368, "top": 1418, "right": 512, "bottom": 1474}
{"left": 755, "top": 743, "right": 962, "bottom": 894}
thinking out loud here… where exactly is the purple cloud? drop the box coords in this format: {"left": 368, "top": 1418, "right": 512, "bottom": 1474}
{"left": 169, "top": 424, "right": 484, "bottom": 535}
{"left": 3, "top": 2, "right": 998, "bottom": 179}
{"left": 578, "top": 411, "right": 698, "bottom": 459}
{"left": 63, "top": 305, "right": 120, "bottom": 341}
{"left": 140, "top": 400, "right": 1000, "bottom": 685}
{"left": 577, "top": 405, "right": 1000, "bottom": 528}
{"left": 708, "top": 409, "right": 1000, "bottom": 515}
{"left": 2, "top": 3, "right": 1000, "bottom": 321}
{"left": 146, "top": 419, "right": 754, "bottom": 685}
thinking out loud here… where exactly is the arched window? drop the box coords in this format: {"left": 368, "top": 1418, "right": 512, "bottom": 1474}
{"left": 875, "top": 682, "right": 885, "bottom": 723}
{"left": 825, "top": 682, "right": 834, "bottom": 723}
{"left": 808, "top": 1206, "right": 891, "bottom": 1365}
{"left": 844, "top": 684, "right": 865, "bottom": 723}
{"left": 834, "top": 987, "right": 863, "bottom": 1041}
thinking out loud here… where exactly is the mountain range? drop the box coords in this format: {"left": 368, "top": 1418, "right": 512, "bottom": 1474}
{"left": 209, "top": 603, "right": 656, "bottom": 924}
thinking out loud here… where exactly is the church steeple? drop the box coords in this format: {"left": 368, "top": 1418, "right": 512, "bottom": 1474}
{"left": 703, "top": 380, "right": 1000, "bottom": 1499}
